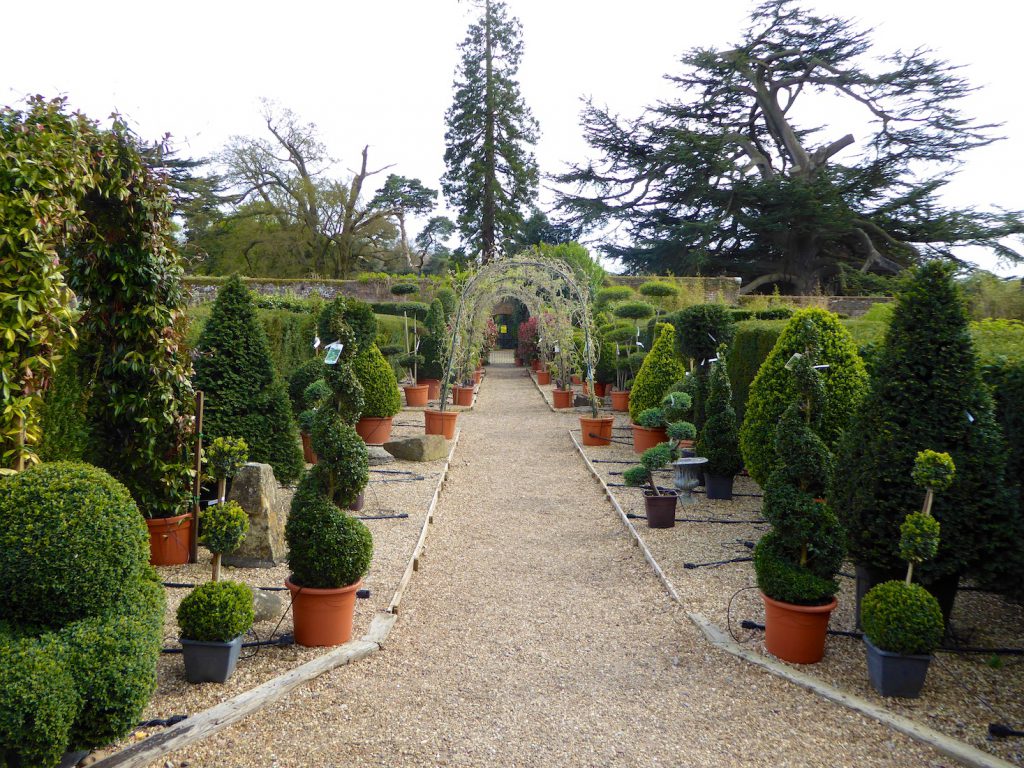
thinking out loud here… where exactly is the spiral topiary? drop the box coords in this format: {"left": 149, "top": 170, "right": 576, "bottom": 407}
{"left": 860, "top": 581, "right": 943, "bottom": 655}
{"left": 177, "top": 580, "right": 254, "bottom": 643}
{"left": 288, "top": 358, "right": 325, "bottom": 417}
{"left": 629, "top": 323, "right": 686, "bottom": 422}
{"left": 0, "top": 462, "right": 149, "bottom": 629}
{"left": 352, "top": 344, "right": 402, "bottom": 418}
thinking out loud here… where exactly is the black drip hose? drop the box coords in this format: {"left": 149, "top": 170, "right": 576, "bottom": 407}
{"left": 684, "top": 557, "right": 753, "bottom": 569}
{"left": 739, "top": 620, "right": 1024, "bottom": 653}
{"left": 626, "top": 513, "right": 766, "bottom": 525}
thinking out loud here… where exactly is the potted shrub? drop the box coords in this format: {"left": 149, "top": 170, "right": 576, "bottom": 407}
{"left": 861, "top": 451, "right": 953, "bottom": 697}
{"left": 422, "top": 299, "right": 459, "bottom": 438}
{"left": 695, "top": 355, "right": 742, "bottom": 499}
{"left": 753, "top": 344, "right": 845, "bottom": 664}
{"left": 624, "top": 443, "right": 679, "bottom": 528}
{"left": 629, "top": 324, "right": 685, "bottom": 451}
{"left": 670, "top": 304, "right": 736, "bottom": 431}
{"left": 352, "top": 342, "right": 402, "bottom": 445}
{"left": 177, "top": 580, "right": 254, "bottom": 683}
{"left": 399, "top": 347, "right": 429, "bottom": 407}
{"left": 417, "top": 298, "right": 447, "bottom": 401}
{"left": 199, "top": 500, "right": 249, "bottom": 582}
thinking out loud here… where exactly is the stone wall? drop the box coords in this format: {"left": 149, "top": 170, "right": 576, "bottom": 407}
{"left": 737, "top": 294, "right": 892, "bottom": 318}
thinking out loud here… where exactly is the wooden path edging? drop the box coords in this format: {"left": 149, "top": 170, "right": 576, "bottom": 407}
{"left": 569, "top": 430, "right": 1016, "bottom": 768}
{"left": 91, "top": 428, "right": 463, "bottom": 768}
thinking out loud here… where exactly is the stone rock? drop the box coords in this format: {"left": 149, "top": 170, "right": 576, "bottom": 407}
{"left": 222, "top": 462, "right": 287, "bottom": 568}
{"left": 573, "top": 394, "right": 591, "bottom": 407}
{"left": 366, "top": 445, "right": 395, "bottom": 466}
{"left": 383, "top": 435, "right": 449, "bottom": 462}
{"left": 252, "top": 588, "right": 286, "bottom": 623}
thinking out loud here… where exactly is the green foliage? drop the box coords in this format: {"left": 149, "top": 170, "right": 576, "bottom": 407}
{"left": 288, "top": 358, "right": 325, "bottom": 416}
{"left": 636, "top": 408, "right": 665, "bottom": 428}
{"left": 371, "top": 301, "right": 430, "bottom": 321}
{"left": 596, "top": 286, "right": 635, "bottom": 307}
{"left": 960, "top": 271, "right": 1024, "bottom": 320}
{"left": 667, "top": 421, "right": 697, "bottom": 442}
{"left": 286, "top": 485, "right": 373, "bottom": 589}
{"left": 0, "top": 462, "right": 149, "bottom": 630}
{"left": 0, "top": 630, "right": 78, "bottom": 768}
{"left": 754, "top": 307, "right": 795, "bottom": 320}
{"left": 199, "top": 500, "right": 249, "bottom": 556}
{"left": 726, "top": 321, "right": 784, "bottom": 423}
{"left": 435, "top": 288, "right": 457, "bottom": 320}
{"left": 419, "top": 299, "right": 448, "bottom": 381}
{"left": 192, "top": 276, "right": 304, "bottom": 485}
{"left": 639, "top": 281, "right": 678, "bottom": 298}
{"left": 912, "top": 451, "right": 955, "bottom": 492}
{"left": 696, "top": 360, "right": 742, "bottom": 477}
{"left": 176, "top": 581, "right": 254, "bottom": 643}
{"left": 351, "top": 344, "right": 401, "bottom": 418}
{"left": 671, "top": 304, "right": 736, "bottom": 362}
{"left": 206, "top": 436, "right": 249, "bottom": 480}
{"left": 37, "top": 350, "right": 91, "bottom": 463}
{"left": 900, "top": 512, "right": 941, "bottom": 565}
{"left": 972, "top": 319, "right": 1024, "bottom": 364}
{"left": 303, "top": 379, "right": 331, "bottom": 408}
{"left": 594, "top": 334, "right": 617, "bottom": 384}
{"left": 309, "top": 417, "right": 369, "bottom": 507}
{"left": 740, "top": 308, "right": 867, "bottom": 487}
{"left": 613, "top": 301, "right": 656, "bottom": 321}
{"left": 629, "top": 324, "right": 686, "bottom": 422}
{"left": 861, "top": 581, "right": 944, "bottom": 655}
{"left": 390, "top": 283, "right": 419, "bottom": 296}
{"left": 832, "top": 261, "right": 1022, "bottom": 587}
{"left": 532, "top": 243, "right": 606, "bottom": 297}
{"left": 661, "top": 388, "right": 693, "bottom": 423}
{"left": 624, "top": 442, "right": 675, "bottom": 492}
{"left": 622, "top": 465, "right": 652, "bottom": 488}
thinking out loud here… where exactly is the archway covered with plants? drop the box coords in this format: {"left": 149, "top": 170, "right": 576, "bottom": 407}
{"left": 0, "top": 97, "right": 193, "bottom": 516}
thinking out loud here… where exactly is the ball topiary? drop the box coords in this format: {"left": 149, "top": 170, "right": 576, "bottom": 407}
{"left": 639, "top": 281, "right": 678, "bottom": 299}
{"left": 0, "top": 629, "right": 79, "bottom": 768}
{"left": 206, "top": 436, "right": 249, "bottom": 485}
{"left": 351, "top": 344, "right": 402, "bottom": 419}
{"left": 740, "top": 308, "right": 867, "bottom": 487}
{"left": 177, "top": 581, "right": 255, "bottom": 643}
{"left": 193, "top": 275, "right": 304, "bottom": 485}
{"left": 595, "top": 285, "right": 635, "bottom": 308}
{"left": 0, "top": 462, "right": 149, "bottom": 629}
{"left": 199, "top": 500, "right": 249, "bottom": 557}
{"left": 390, "top": 283, "right": 418, "bottom": 296}
{"left": 671, "top": 304, "right": 736, "bottom": 363}
{"left": 861, "top": 580, "right": 944, "bottom": 655}
{"left": 286, "top": 491, "right": 374, "bottom": 589}
{"left": 629, "top": 324, "right": 686, "bottom": 422}
{"left": 613, "top": 301, "right": 656, "bottom": 322}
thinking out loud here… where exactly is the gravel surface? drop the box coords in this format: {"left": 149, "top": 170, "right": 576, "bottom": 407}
{"left": 149, "top": 364, "right": 964, "bottom": 767}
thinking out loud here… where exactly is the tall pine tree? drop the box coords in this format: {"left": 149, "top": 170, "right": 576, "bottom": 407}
{"left": 442, "top": 0, "right": 539, "bottom": 263}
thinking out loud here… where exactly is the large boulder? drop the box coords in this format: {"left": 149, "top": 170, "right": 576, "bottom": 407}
{"left": 367, "top": 445, "right": 395, "bottom": 466}
{"left": 383, "top": 435, "right": 449, "bottom": 462}
{"left": 222, "top": 462, "right": 287, "bottom": 568}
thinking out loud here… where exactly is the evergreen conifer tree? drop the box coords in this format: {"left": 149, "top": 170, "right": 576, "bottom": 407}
{"left": 193, "top": 276, "right": 303, "bottom": 484}
{"left": 442, "top": 0, "right": 539, "bottom": 262}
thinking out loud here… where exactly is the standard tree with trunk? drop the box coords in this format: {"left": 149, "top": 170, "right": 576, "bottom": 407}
{"left": 442, "top": 0, "right": 540, "bottom": 263}
{"left": 555, "top": 0, "right": 1024, "bottom": 293}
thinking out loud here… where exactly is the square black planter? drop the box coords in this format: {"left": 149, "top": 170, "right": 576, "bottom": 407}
{"left": 181, "top": 636, "right": 243, "bottom": 683}
{"left": 864, "top": 636, "right": 931, "bottom": 698}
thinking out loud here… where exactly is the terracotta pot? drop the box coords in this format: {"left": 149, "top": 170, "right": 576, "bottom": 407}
{"left": 580, "top": 415, "right": 615, "bottom": 446}
{"left": 417, "top": 377, "right": 441, "bottom": 401}
{"left": 473, "top": 369, "right": 483, "bottom": 384}
{"left": 536, "top": 370, "right": 551, "bottom": 386}
{"left": 761, "top": 592, "right": 838, "bottom": 664}
{"left": 610, "top": 389, "right": 630, "bottom": 412}
{"left": 300, "top": 432, "right": 318, "bottom": 464}
{"left": 552, "top": 388, "right": 574, "bottom": 409}
{"left": 531, "top": 359, "right": 541, "bottom": 372}
{"left": 452, "top": 385, "right": 475, "bottom": 407}
{"left": 631, "top": 423, "right": 668, "bottom": 454}
{"left": 403, "top": 383, "right": 429, "bottom": 407}
{"left": 286, "top": 577, "right": 362, "bottom": 647}
{"left": 570, "top": 374, "right": 582, "bottom": 385}
{"left": 594, "top": 381, "right": 608, "bottom": 397}
{"left": 146, "top": 514, "right": 192, "bottom": 566}
{"left": 644, "top": 492, "right": 678, "bottom": 528}
{"left": 355, "top": 415, "right": 394, "bottom": 445}
{"left": 424, "top": 408, "right": 458, "bottom": 439}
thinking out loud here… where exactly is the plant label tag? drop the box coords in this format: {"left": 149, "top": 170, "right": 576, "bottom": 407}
{"left": 313, "top": 335, "right": 321, "bottom": 350}
{"left": 324, "top": 342, "right": 344, "bottom": 365}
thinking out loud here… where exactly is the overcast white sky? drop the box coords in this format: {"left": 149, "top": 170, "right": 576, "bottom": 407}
{"left": 6, "top": 0, "right": 1023, "bottom": 276}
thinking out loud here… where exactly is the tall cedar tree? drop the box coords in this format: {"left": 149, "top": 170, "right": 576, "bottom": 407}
{"left": 554, "top": 0, "right": 1023, "bottom": 292}
{"left": 442, "top": 0, "right": 540, "bottom": 263}
{"left": 193, "top": 276, "right": 304, "bottom": 484}
{"left": 832, "top": 262, "right": 1022, "bottom": 591}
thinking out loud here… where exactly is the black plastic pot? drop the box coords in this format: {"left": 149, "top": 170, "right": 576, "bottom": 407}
{"left": 644, "top": 492, "right": 678, "bottom": 529}
{"left": 864, "top": 636, "right": 932, "bottom": 698}
{"left": 181, "top": 636, "right": 243, "bottom": 683}
{"left": 704, "top": 473, "right": 735, "bottom": 500}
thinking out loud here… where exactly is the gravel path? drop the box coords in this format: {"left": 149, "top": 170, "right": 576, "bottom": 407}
{"left": 156, "top": 364, "right": 951, "bottom": 767}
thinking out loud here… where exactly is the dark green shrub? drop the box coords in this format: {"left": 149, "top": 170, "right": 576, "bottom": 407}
{"left": 594, "top": 336, "right": 617, "bottom": 385}
{"left": 600, "top": 322, "right": 638, "bottom": 345}
{"left": 595, "top": 285, "right": 634, "bottom": 307}
{"left": 199, "top": 500, "right": 249, "bottom": 556}
{"left": 0, "top": 462, "right": 148, "bottom": 629}
{"left": 623, "top": 443, "right": 676, "bottom": 494}
{"left": 192, "top": 276, "right": 304, "bottom": 485}
{"left": 753, "top": 352, "right": 845, "bottom": 605}
{"left": 636, "top": 408, "right": 665, "bottom": 428}
{"left": 861, "top": 581, "right": 943, "bottom": 655}
{"left": 286, "top": 489, "right": 373, "bottom": 589}
{"left": 176, "top": 581, "right": 254, "bottom": 643}
{"left": 0, "top": 629, "right": 78, "bottom": 768}
{"left": 670, "top": 304, "right": 736, "bottom": 430}
{"left": 696, "top": 360, "right": 742, "bottom": 477}
{"left": 639, "top": 281, "right": 678, "bottom": 298}
{"left": 38, "top": 349, "right": 91, "bottom": 462}
{"left": 435, "top": 287, "right": 457, "bottom": 320}
{"left": 352, "top": 344, "right": 401, "bottom": 418}
{"left": 390, "top": 283, "right": 419, "bottom": 296}
{"left": 613, "top": 301, "right": 656, "bottom": 322}
{"left": 755, "top": 307, "right": 795, "bottom": 320}
{"left": 730, "top": 309, "right": 754, "bottom": 321}
{"left": 258, "top": 307, "right": 318, "bottom": 384}
{"left": 725, "top": 321, "right": 784, "bottom": 423}
{"left": 310, "top": 418, "right": 369, "bottom": 507}
{"left": 629, "top": 324, "right": 685, "bottom": 422}
{"left": 370, "top": 301, "right": 430, "bottom": 321}
{"left": 303, "top": 379, "right": 331, "bottom": 409}
{"left": 206, "top": 436, "right": 249, "bottom": 482}
{"left": 298, "top": 409, "right": 317, "bottom": 433}
{"left": 419, "top": 299, "right": 448, "bottom": 381}
{"left": 740, "top": 308, "right": 867, "bottom": 487}
{"left": 833, "top": 261, "right": 1021, "bottom": 587}
{"left": 288, "top": 358, "right": 325, "bottom": 416}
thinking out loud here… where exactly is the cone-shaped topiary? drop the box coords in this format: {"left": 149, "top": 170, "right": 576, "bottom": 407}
{"left": 193, "top": 276, "right": 303, "bottom": 485}
{"left": 696, "top": 357, "right": 742, "bottom": 478}
{"left": 753, "top": 345, "right": 845, "bottom": 605}
{"left": 352, "top": 343, "right": 402, "bottom": 418}
{"left": 832, "top": 261, "right": 1021, "bottom": 586}
{"left": 740, "top": 308, "right": 867, "bottom": 487}
{"left": 629, "top": 323, "right": 686, "bottom": 423}
{"left": 419, "top": 298, "right": 448, "bottom": 381}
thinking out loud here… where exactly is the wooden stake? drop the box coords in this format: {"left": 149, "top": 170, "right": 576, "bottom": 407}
{"left": 190, "top": 391, "right": 204, "bottom": 564}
